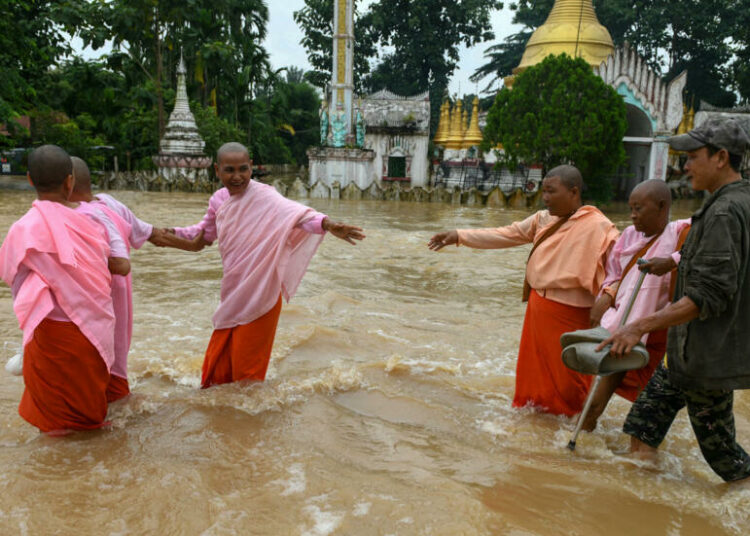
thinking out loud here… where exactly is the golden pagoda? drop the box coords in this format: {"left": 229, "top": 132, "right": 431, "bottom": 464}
{"left": 460, "top": 107, "right": 468, "bottom": 140}
{"left": 462, "top": 97, "right": 483, "bottom": 149}
{"left": 445, "top": 100, "right": 465, "bottom": 150}
{"left": 505, "top": 0, "right": 614, "bottom": 87}
{"left": 433, "top": 101, "right": 448, "bottom": 145}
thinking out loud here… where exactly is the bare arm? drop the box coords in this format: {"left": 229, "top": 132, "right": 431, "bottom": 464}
{"left": 108, "top": 257, "right": 131, "bottom": 276}
{"left": 596, "top": 296, "right": 699, "bottom": 357}
{"left": 150, "top": 229, "right": 209, "bottom": 252}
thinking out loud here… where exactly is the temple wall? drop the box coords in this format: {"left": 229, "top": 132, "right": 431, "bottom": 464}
{"left": 94, "top": 170, "right": 547, "bottom": 207}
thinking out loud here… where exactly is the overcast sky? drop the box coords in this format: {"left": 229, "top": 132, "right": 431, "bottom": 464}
{"left": 266, "top": 1, "right": 522, "bottom": 95}
{"left": 76, "top": 2, "right": 522, "bottom": 96}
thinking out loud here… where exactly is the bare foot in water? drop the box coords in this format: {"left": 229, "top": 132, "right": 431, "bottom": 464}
{"left": 628, "top": 436, "right": 658, "bottom": 462}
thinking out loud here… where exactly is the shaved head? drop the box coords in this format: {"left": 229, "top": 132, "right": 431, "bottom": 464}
{"left": 27, "top": 145, "right": 72, "bottom": 193}
{"left": 629, "top": 179, "right": 671, "bottom": 236}
{"left": 546, "top": 165, "right": 583, "bottom": 192}
{"left": 217, "top": 142, "right": 250, "bottom": 164}
{"left": 630, "top": 179, "right": 671, "bottom": 208}
{"left": 71, "top": 156, "right": 92, "bottom": 195}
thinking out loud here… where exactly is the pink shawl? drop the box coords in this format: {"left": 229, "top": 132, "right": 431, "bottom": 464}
{"left": 0, "top": 200, "right": 116, "bottom": 370}
{"left": 81, "top": 202, "right": 134, "bottom": 380}
{"left": 600, "top": 219, "right": 691, "bottom": 342}
{"left": 212, "top": 181, "right": 325, "bottom": 329}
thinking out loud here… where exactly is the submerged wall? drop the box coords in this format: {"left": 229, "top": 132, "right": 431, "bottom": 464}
{"left": 97, "top": 170, "right": 543, "bottom": 208}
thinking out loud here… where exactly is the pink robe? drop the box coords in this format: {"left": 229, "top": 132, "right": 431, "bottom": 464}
{"left": 174, "top": 187, "right": 326, "bottom": 244}
{"left": 0, "top": 200, "right": 116, "bottom": 370}
{"left": 93, "top": 194, "right": 154, "bottom": 383}
{"left": 211, "top": 181, "right": 326, "bottom": 329}
{"left": 600, "top": 219, "right": 691, "bottom": 342}
{"left": 78, "top": 202, "right": 134, "bottom": 381}
{"left": 95, "top": 193, "right": 153, "bottom": 248}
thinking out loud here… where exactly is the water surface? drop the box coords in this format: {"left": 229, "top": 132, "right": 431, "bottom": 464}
{"left": 0, "top": 191, "right": 747, "bottom": 535}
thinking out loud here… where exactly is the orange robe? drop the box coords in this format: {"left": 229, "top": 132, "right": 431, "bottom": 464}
{"left": 20, "top": 319, "right": 110, "bottom": 433}
{"left": 458, "top": 206, "right": 619, "bottom": 415}
{"left": 201, "top": 295, "right": 282, "bottom": 388}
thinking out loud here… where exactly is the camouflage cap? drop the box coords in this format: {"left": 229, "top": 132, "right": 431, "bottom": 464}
{"left": 669, "top": 117, "right": 750, "bottom": 156}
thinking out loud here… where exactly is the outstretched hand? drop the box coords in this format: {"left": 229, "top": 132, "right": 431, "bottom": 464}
{"left": 323, "top": 218, "right": 365, "bottom": 245}
{"left": 149, "top": 228, "right": 211, "bottom": 251}
{"left": 428, "top": 230, "right": 458, "bottom": 251}
{"left": 639, "top": 256, "right": 676, "bottom": 276}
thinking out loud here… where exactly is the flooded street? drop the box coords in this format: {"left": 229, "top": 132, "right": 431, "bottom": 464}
{"left": 0, "top": 189, "right": 747, "bottom": 535}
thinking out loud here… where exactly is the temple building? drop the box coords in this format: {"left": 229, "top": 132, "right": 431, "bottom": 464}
{"left": 152, "top": 54, "right": 212, "bottom": 186}
{"left": 434, "top": 0, "right": 686, "bottom": 197}
{"left": 308, "top": 0, "right": 429, "bottom": 191}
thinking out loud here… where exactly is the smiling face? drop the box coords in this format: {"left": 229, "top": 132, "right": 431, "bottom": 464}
{"left": 216, "top": 151, "right": 252, "bottom": 195}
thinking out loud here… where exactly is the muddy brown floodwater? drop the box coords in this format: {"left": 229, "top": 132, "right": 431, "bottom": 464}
{"left": 0, "top": 190, "right": 747, "bottom": 535}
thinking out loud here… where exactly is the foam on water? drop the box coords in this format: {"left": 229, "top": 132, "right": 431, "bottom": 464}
{"left": 270, "top": 463, "right": 307, "bottom": 496}
{"left": 300, "top": 495, "right": 344, "bottom": 536}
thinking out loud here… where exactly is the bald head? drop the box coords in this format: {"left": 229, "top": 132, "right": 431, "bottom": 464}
{"left": 629, "top": 179, "right": 671, "bottom": 236}
{"left": 217, "top": 142, "right": 250, "bottom": 164}
{"left": 630, "top": 179, "right": 671, "bottom": 208}
{"left": 546, "top": 165, "right": 583, "bottom": 193}
{"left": 27, "top": 145, "right": 72, "bottom": 193}
{"left": 71, "top": 157, "right": 92, "bottom": 195}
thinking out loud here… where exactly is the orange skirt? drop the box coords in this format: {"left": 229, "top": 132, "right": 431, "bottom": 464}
{"left": 614, "top": 328, "right": 667, "bottom": 402}
{"left": 513, "top": 290, "right": 593, "bottom": 416}
{"left": 20, "top": 319, "right": 110, "bottom": 433}
{"left": 201, "top": 296, "right": 282, "bottom": 388}
{"left": 106, "top": 374, "right": 130, "bottom": 403}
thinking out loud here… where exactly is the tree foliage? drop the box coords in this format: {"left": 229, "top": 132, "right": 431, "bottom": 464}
{"left": 2, "top": 0, "right": 324, "bottom": 168}
{"left": 295, "top": 0, "right": 503, "bottom": 133}
{"left": 483, "top": 54, "right": 627, "bottom": 201}
{"left": 293, "top": 0, "right": 377, "bottom": 91}
{"left": 473, "top": 0, "right": 743, "bottom": 107}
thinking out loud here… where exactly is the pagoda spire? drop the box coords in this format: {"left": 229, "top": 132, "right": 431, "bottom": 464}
{"left": 445, "top": 100, "right": 464, "bottom": 150}
{"left": 462, "top": 97, "right": 483, "bottom": 149}
{"left": 159, "top": 50, "right": 205, "bottom": 156}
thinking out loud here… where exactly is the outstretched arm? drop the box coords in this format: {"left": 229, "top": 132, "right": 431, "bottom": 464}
{"left": 428, "top": 213, "right": 540, "bottom": 252}
{"left": 322, "top": 217, "right": 365, "bottom": 245}
{"left": 149, "top": 229, "right": 209, "bottom": 252}
{"left": 428, "top": 230, "right": 458, "bottom": 251}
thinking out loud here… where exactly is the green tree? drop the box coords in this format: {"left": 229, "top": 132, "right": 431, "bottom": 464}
{"left": 293, "top": 0, "right": 377, "bottom": 91}
{"left": 473, "top": 1, "right": 737, "bottom": 107}
{"left": 731, "top": 3, "right": 750, "bottom": 104}
{"left": 0, "top": 0, "right": 85, "bottom": 146}
{"left": 483, "top": 54, "right": 627, "bottom": 201}
{"left": 365, "top": 0, "right": 503, "bottom": 132}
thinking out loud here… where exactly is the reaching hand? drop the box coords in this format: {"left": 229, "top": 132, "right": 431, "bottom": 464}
{"left": 188, "top": 230, "right": 209, "bottom": 252}
{"left": 639, "top": 256, "right": 677, "bottom": 276}
{"left": 148, "top": 228, "right": 171, "bottom": 247}
{"left": 428, "top": 230, "right": 458, "bottom": 251}
{"left": 323, "top": 218, "right": 365, "bottom": 245}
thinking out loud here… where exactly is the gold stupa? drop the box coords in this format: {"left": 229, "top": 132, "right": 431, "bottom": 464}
{"left": 505, "top": 0, "right": 614, "bottom": 87}
{"left": 433, "top": 101, "right": 449, "bottom": 145}
{"left": 462, "top": 97, "right": 483, "bottom": 149}
{"left": 445, "top": 100, "right": 465, "bottom": 150}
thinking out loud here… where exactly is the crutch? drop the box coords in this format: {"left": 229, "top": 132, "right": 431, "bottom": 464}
{"left": 567, "top": 260, "right": 648, "bottom": 451}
